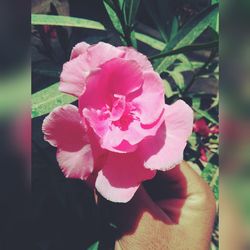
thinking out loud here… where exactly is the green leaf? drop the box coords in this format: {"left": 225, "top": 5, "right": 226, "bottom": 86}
{"left": 32, "top": 14, "right": 105, "bottom": 30}
{"left": 134, "top": 32, "right": 165, "bottom": 50}
{"left": 154, "top": 4, "right": 219, "bottom": 73}
{"left": 103, "top": 0, "right": 124, "bottom": 36}
{"left": 32, "top": 14, "right": 165, "bottom": 51}
{"left": 210, "top": 13, "right": 219, "bottom": 33}
{"left": 202, "top": 163, "right": 219, "bottom": 200}
{"left": 87, "top": 241, "right": 99, "bottom": 250}
{"left": 123, "top": 0, "right": 141, "bottom": 27}
{"left": 150, "top": 40, "right": 218, "bottom": 60}
{"left": 170, "top": 16, "right": 179, "bottom": 40}
{"left": 192, "top": 97, "right": 201, "bottom": 110}
{"left": 167, "top": 70, "right": 184, "bottom": 90}
{"left": 188, "top": 132, "right": 198, "bottom": 149}
{"left": 193, "top": 106, "right": 218, "bottom": 125}
{"left": 163, "top": 79, "right": 175, "bottom": 98}
{"left": 32, "top": 83, "right": 76, "bottom": 118}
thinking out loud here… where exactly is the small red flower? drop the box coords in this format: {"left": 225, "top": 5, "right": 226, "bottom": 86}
{"left": 194, "top": 119, "right": 219, "bottom": 137}
{"left": 193, "top": 118, "right": 210, "bottom": 137}
{"left": 43, "top": 25, "right": 57, "bottom": 39}
{"left": 200, "top": 147, "right": 208, "bottom": 162}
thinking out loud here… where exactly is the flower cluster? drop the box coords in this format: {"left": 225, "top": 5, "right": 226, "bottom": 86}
{"left": 42, "top": 42, "right": 193, "bottom": 203}
{"left": 193, "top": 118, "right": 219, "bottom": 162}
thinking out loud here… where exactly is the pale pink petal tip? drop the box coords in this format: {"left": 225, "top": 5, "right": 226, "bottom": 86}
{"left": 95, "top": 153, "right": 156, "bottom": 203}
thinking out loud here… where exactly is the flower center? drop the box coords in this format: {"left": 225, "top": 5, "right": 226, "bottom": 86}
{"left": 109, "top": 94, "right": 139, "bottom": 130}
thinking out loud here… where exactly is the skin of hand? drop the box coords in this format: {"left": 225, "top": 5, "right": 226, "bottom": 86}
{"left": 101, "top": 161, "right": 216, "bottom": 250}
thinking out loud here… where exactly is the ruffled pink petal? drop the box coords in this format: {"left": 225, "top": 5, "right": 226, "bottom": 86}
{"left": 42, "top": 105, "right": 85, "bottom": 149}
{"left": 70, "top": 42, "right": 90, "bottom": 59}
{"left": 119, "top": 46, "right": 153, "bottom": 71}
{"left": 131, "top": 71, "right": 165, "bottom": 125}
{"left": 57, "top": 144, "right": 93, "bottom": 180}
{"left": 59, "top": 55, "right": 91, "bottom": 97}
{"left": 138, "top": 101, "right": 193, "bottom": 171}
{"left": 111, "top": 95, "right": 126, "bottom": 121}
{"left": 95, "top": 152, "right": 156, "bottom": 203}
{"left": 101, "top": 120, "right": 143, "bottom": 151}
{"left": 82, "top": 107, "right": 111, "bottom": 138}
{"left": 60, "top": 42, "right": 124, "bottom": 97}
{"left": 42, "top": 104, "right": 94, "bottom": 180}
{"left": 87, "top": 42, "right": 125, "bottom": 68}
{"left": 100, "top": 110, "right": 165, "bottom": 153}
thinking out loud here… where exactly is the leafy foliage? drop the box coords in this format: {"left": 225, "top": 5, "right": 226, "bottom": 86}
{"left": 32, "top": 14, "right": 105, "bottom": 30}
{"left": 32, "top": 83, "right": 76, "bottom": 118}
{"left": 153, "top": 4, "right": 219, "bottom": 73}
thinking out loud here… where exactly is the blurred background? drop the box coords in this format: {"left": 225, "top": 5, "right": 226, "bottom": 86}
{"left": 0, "top": 0, "right": 249, "bottom": 249}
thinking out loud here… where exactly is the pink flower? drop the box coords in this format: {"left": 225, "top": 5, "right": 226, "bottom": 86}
{"left": 42, "top": 42, "right": 193, "bottom": 203}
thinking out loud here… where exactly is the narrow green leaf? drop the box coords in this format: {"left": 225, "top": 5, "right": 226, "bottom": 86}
{"left": 32, "top": 83, "right": 76, "bottom": 118}
{"left": 150, "top": 40, "right": 218, "bottom": 60}
{"left": 167, "top": 70, "right": 185, "bottom": 90}
{"left": 32, "top": 14, "right": 105, "bottom": 30}
{"left": 32, "top": 14, "right": 165, "bottom": 51}
{"left": 103, "top": 0, "right": 124, "bottom": 36}
{"left": 188, "top": 133, "right": 198, "bottom": 149}
{"left": 170, "top": 16, "right": 179, "bottom": 40}
{"left": 163, "top": 79, "right": 175, "bottom": 98}
{"left": 124, "top": 0, "right": 141, "bottom": 26}
{"left": 134, "top": 32, "right": 165, "bottom": 50}
{"left": 192, "top": 97, "right": 201, "bottom": 110}
{"left": 154, "top": 4, "right": 218, "bottom": 73}
{"left": 193, "top": 106, "right": 218, "bottom": 125}
{"left": 87, "top": 241, "right": 99, "bottom": 250}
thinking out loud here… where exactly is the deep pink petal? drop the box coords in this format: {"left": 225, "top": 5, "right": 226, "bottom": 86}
{"left": 119, "top": 46, "right": 153, "bottom": 71}
{"left": 70, "top": 42, "right": 90, "bottom": 59}
{"left": 95, "top": 152, "right": 156, "bottom": 203}
{"left": 42, "top": 105, "right": 94, "bottom": 180}
{"left": 87, "top": 127, "right": 108, "bottom": 171}
{"left": 132, "top": 71, "right": 165, "bottom": 125}
{"left": 138, "top": 101, "right": 193, "bottom": 171}
{"left": 99, "top": 58, "right": 143, "bottom": 96}
{"left": 42, "top": 105, "right": 86, "bottom": 149}
{"left": 79, "top": 58, "right": 143, "bottom": 111}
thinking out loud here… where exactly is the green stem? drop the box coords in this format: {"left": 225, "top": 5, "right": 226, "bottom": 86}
{"left": 149, "top": 40, "right": 218, "bottom": 60}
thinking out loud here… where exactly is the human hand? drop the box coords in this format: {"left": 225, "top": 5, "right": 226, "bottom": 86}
{"left": 102, "top": 161, "right": 216, "bottom": 250}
